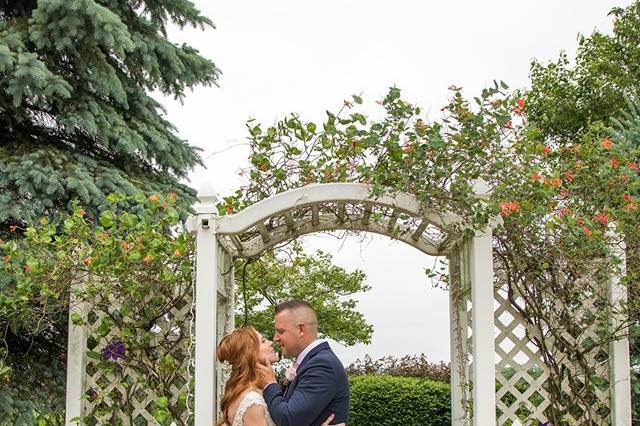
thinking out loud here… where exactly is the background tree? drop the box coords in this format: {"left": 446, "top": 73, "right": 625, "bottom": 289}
{"left": 235, "top": 244, "right": 373, "bottom": 347}
{"left": 0, "top": 0, "right": 218, "bottom": 422}
{"left": 524, "top": 2, "right": 640, "bottom": 419}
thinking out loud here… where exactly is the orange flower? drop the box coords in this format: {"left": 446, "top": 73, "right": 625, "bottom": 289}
{"left": 79, "top": 208, "right": 86, "bottom": 217}
{"left": 629, "top": 162, "right": 639, "bottom": 172}
{"left": 530, "top": 172, "right": 543, "bottom": 181}
{"left": 544, "top": 177, "right": 562, "bottom": 188}
{"left": 563, "top": 171, "right": 574, "bottom": 183}
{"left": 624, "top": 203, "right": 638, "bottom": 211}
{"left": 602, "top": 138, "right": 613, "bottom": 150}
{"left": 594, "top": 213, "right": 609, "bottom": 226}
{"left": 610, "top": 157, "right": 620, "bottom": 168}
{"left": 516, "top": 98, "right": 526, "bottom": 109}
{"left": 225, "top": 206, "right": 234, "bottom": 215}
{"left": 84, "top": 256, "right": 92, "bottom": 266}
{"left": 121, "top": 241, "right": 130, "bottom": 251}
{"left": 500, "top": 201, "right": 521, "bottom": 217}
{"left": 504, "top": 121, "right": 513, "bottom": 129}
{"left": 23, "top": 264, "right": 30, "bottom": 273}
{"left": 582, "top": 226, "right": 593, "bottom": 237}
{"left": 168, "top": 192, "right": 177, "bottom": 202}
{"left": 623, "top": 194, "right": 633, "bottom": 202}
{"left": 149, "top": 194, "right": 160, "bottom": 204}
{"left": 143, "top": 255, "right": 152, "bottom": 263}
{"left": 542, "top": 145, "right": 552, "bottom": 155}
{"left": 173, "top": 249, "right": 181, "bottom": 257}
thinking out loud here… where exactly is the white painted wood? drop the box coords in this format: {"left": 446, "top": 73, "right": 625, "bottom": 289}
{"left": 609, "top": 238, "right": 632, "bottom": 426}
{"left": 216, "top": 183, "right": 462, "bottom": 234}
{"left": 469, "top": 227, "right": 496, "bottom": 426}
{"left": 65, "top": 280, "right": 89, "bottom": 425}
{"left": 230, "top": 213, "right": 442, "bottom": 258}
{"left": 194, "top": 182, "right": 220, "bottom": 426}
{"left": 449, "top": 246, "right": 470, "bottom": 425}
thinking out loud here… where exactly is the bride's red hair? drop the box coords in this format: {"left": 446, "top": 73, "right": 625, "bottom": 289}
{"left": 216, "top": 326, "right": 268, "bottom": 426}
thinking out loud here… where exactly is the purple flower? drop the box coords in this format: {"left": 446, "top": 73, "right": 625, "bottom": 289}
{"left": 538, "top": 422, "right": 550, "bottom": 426}
{"left": 102, "top": 339, "right": 126, "bottom": 361}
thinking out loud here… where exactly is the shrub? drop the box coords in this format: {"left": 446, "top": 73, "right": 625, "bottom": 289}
{"left": 346, "top": 354, "right": 450, "bottom": 383}
{"left": 349, "top": 375, "right": 450, "bottom": 426}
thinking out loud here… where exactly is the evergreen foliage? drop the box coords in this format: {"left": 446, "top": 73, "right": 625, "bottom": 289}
{"left": 0, "top": 0, "right": 220, "bottom": 228}
{"left": 0, "top": 1, "right": 218, "bottom": 422}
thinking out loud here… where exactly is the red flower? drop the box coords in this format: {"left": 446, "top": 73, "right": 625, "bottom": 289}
{"left": 594, "top": 213, "right": 609, "bottom": 226}
{"left": 563, "top": 171, "right": 574, "bottom": 183}
{"left": 629, "top": 162, "right": 639, "bottom": 172}
{"left": 582, "top": 226, "right": 593, "bottom": 237}
{"left": 559, "top": 189, "right": 569, "bottom": 198}
{"left": 530, "top": 172, "right": 543, "bottom": 181}
{"left": 557, "top": 207, "right": 571, "bottom": 218}
{"left": 624, "top": 203, "right": 638, "bottom": 211}
{"left": 610, "top": 157, "right": 620, "bottom": 168}
{"left": 623, "top": 194, "right": 633, "bottom": 202}
{"left": 505, "top": 121, "right": 513, "bottom": 129}
{"left": 602, "top": 138, "right": 613, "bottom": 150}
{"left": 516, "top": 98, "right": 526, "bottom": 109}
{"left": 542, "top": 145, "right": 552, "bottom": 155}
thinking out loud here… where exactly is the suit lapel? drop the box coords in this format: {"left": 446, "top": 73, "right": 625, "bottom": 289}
{"left": 284, "top": 342, "right": 330, "bottom": 398}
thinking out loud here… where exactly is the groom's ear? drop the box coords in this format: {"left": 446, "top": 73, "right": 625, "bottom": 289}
{"left": 296, "top": 322, "right": 306, "bottom": 335}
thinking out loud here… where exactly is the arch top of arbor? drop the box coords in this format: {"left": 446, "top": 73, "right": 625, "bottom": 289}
{"left": 193, "top": 183, "right": 467, "bottom": 258}
{"left": 216, "top": 183, "right": 463, "bottom": 234}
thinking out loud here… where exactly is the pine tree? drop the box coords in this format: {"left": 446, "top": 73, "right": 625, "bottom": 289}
{"left": 0, "top": 0, "right": 219, "bottom": 229}
{"left": 0, "top": 1, "right": 218, "bottom": 420}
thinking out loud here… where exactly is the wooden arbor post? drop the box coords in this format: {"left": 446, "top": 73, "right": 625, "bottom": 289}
{"left": 192, "top": 182, "right": 219, "bottom": 426}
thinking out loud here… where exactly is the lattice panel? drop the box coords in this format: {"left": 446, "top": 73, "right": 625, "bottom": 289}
{"left": 82, "top": 292, "right": 193, "bottom": 425}
{"left": 493, "top": 281, "right": 611, "bottom": 425}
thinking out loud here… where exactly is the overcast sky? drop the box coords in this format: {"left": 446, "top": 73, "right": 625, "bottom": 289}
{"left": 161, "top": 1, "right": 630, "bottom": 365}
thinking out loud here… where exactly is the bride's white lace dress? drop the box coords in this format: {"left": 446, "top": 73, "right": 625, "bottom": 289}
{"left": 226, "top": 390, "right": 276, "bottom": 426}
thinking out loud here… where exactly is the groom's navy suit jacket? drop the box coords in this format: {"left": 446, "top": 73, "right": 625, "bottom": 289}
{"left": 263, "top": 342, "right": 349, "bottom": 426}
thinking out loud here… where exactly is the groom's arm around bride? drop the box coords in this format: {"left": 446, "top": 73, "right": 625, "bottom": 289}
{"left": 259, "top": 300, "right": 349, "bottom": 426}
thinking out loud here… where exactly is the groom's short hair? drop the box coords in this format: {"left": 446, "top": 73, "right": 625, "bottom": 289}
{"left": 275, "top": 300, "right": 318, "bottom": 331}
{"left": 275, "top": 299, "right": 314, "bottom": 316}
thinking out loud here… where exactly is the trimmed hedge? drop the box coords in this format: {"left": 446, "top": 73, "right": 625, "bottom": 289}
{"left": 349, "top": 375, "right": 451, "bottom": 425}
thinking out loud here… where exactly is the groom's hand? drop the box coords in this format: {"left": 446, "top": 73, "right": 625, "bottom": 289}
{"left": 256, "top": 361, "right": 277, "bottom": 389}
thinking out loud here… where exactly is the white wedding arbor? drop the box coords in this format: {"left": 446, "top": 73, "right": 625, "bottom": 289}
{"left": 65, "top": 181, "right": 632, "bottom": 425}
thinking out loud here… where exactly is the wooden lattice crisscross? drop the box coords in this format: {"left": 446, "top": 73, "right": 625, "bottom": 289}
{"left": 82, "top": 291, "right": 194, "bottom": 425}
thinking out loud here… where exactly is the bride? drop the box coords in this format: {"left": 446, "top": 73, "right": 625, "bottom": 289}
{"left": 216, "top": 327, "right": 343, "bottom": 426}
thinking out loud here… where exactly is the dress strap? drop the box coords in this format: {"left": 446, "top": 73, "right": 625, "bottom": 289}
{"left": 232, "top": 391, "right": 267, "bottom": 426}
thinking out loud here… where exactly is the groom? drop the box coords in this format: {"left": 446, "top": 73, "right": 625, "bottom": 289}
{"left": 259, "top": 299, "right": 349, "bottom": 426}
